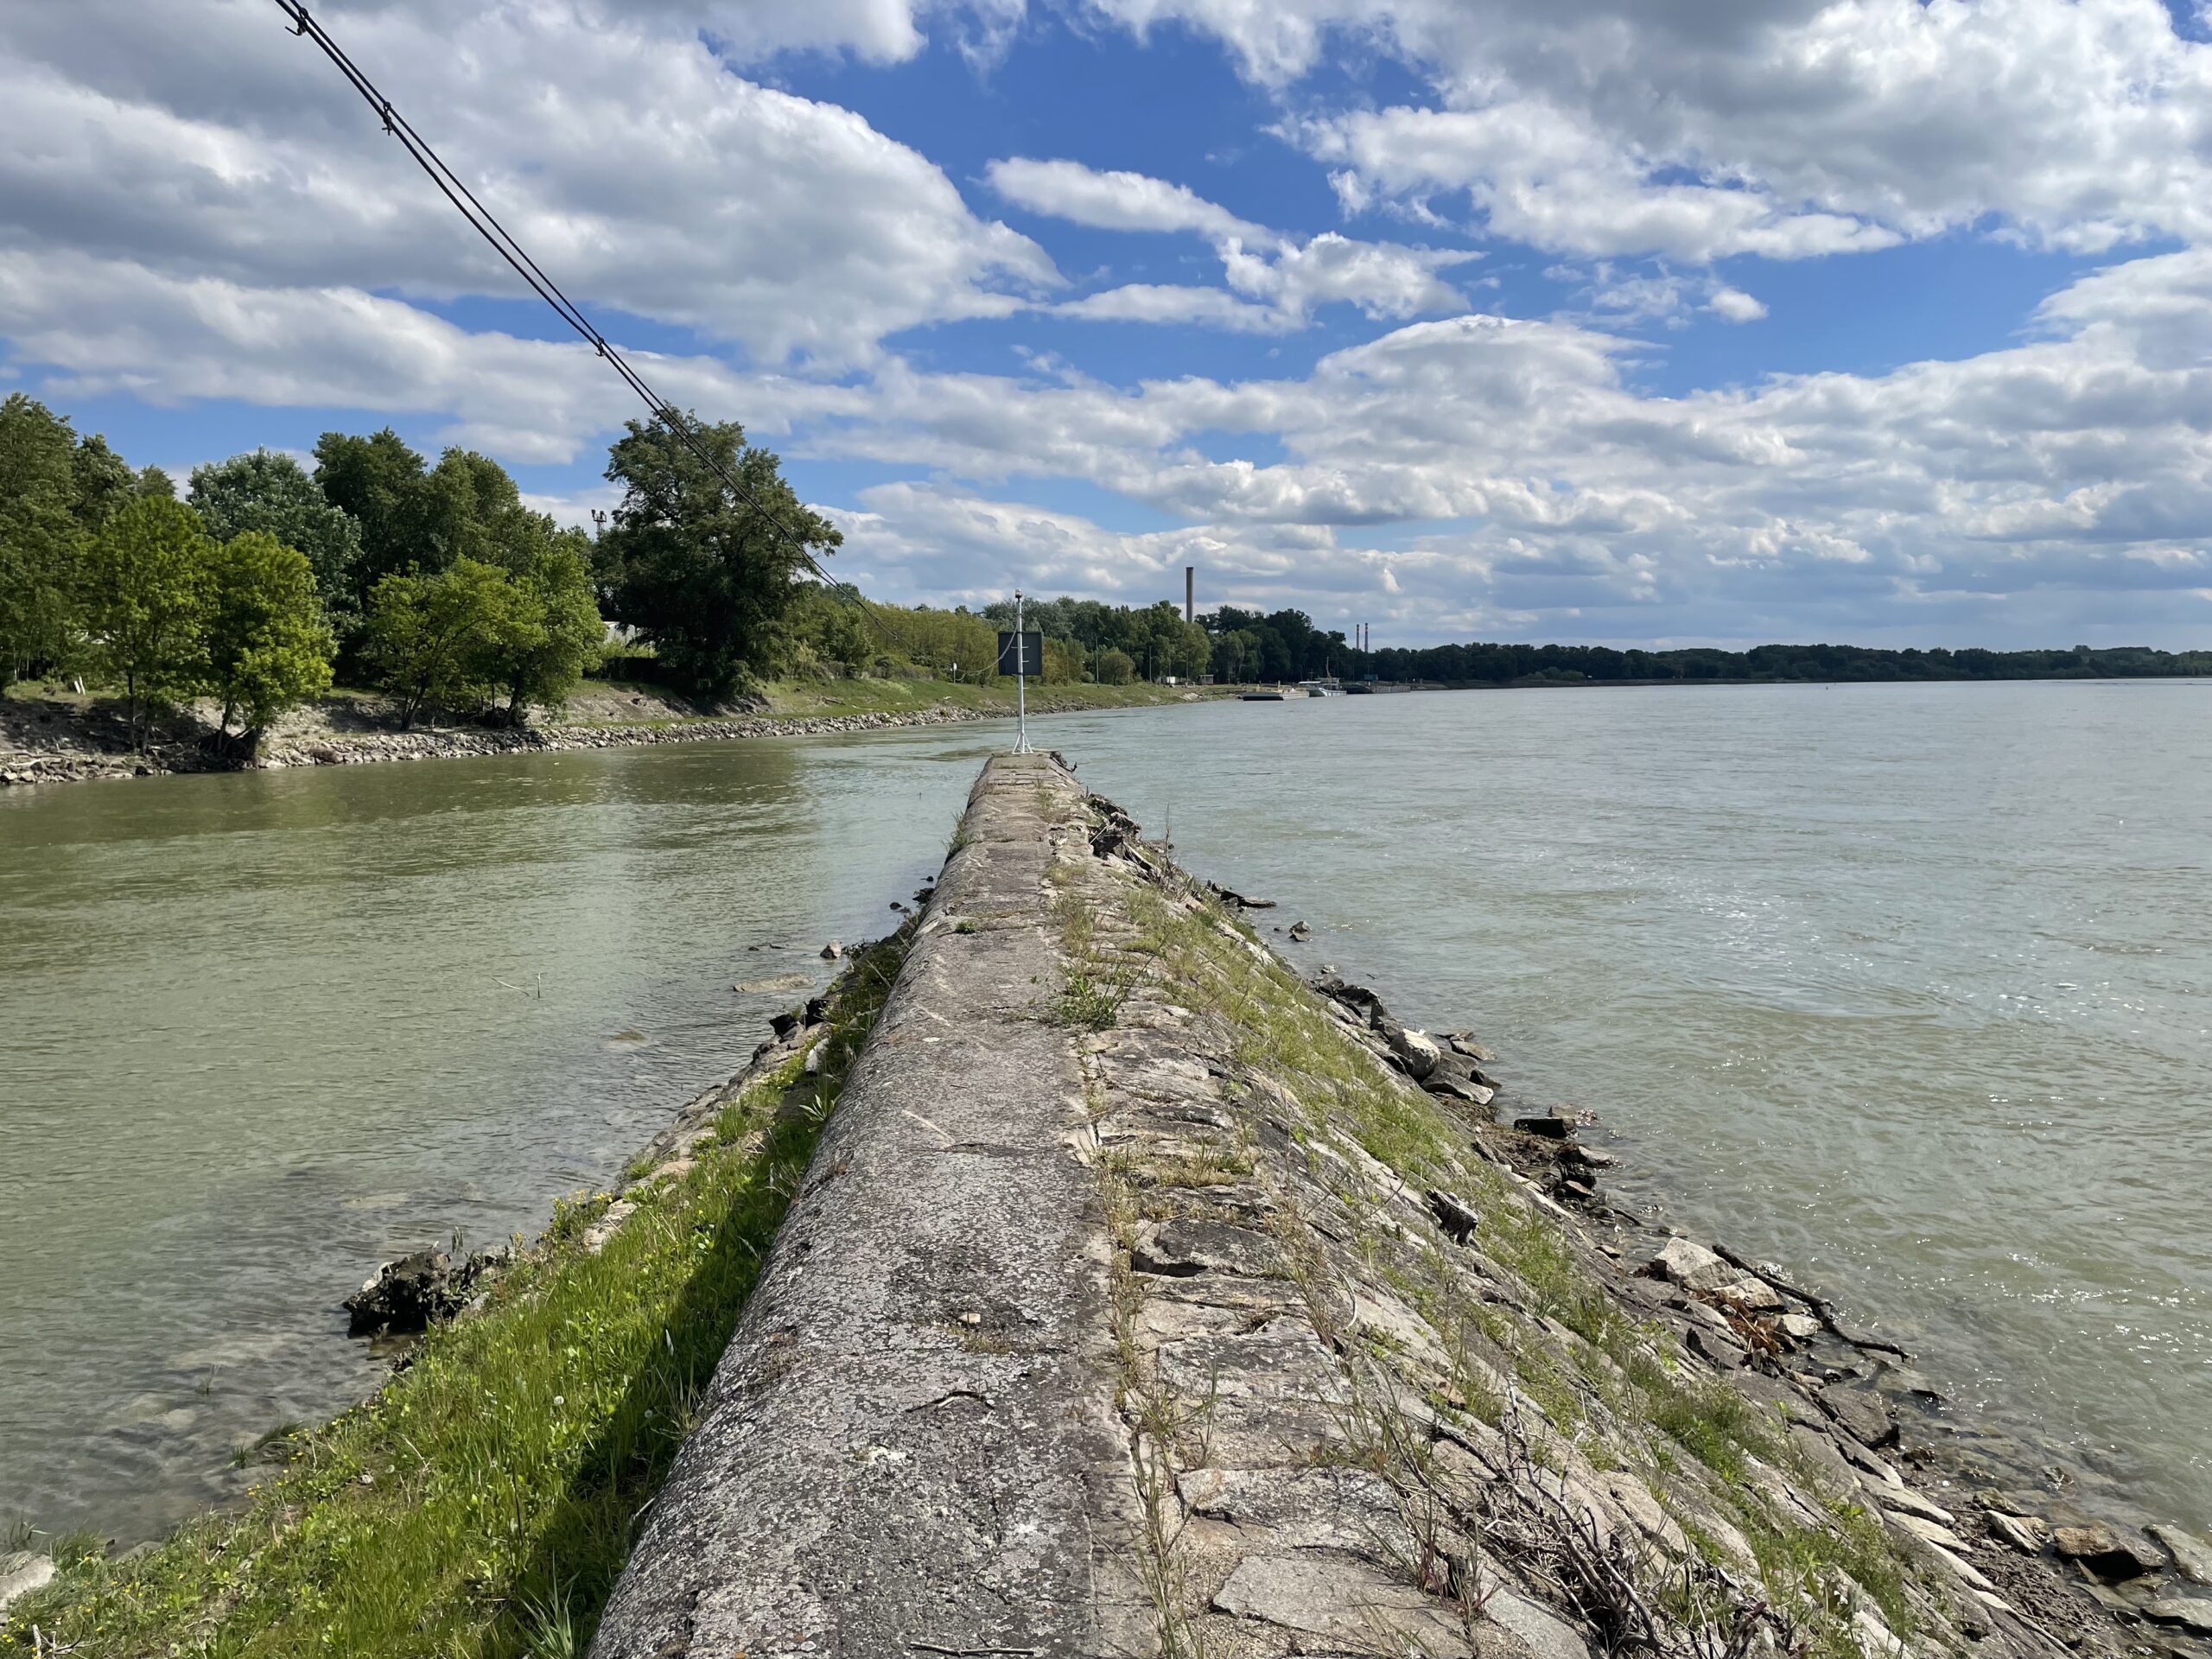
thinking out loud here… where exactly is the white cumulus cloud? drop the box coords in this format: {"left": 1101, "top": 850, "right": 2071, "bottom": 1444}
{"left": 0, "top": 0, "right": 1058, "bottom": 368}
{"left": 990, "top": 156, "right": 1478, "bottom": 328}
{"left": 1095, "top": 0, "right": 2212, "bottom": 262}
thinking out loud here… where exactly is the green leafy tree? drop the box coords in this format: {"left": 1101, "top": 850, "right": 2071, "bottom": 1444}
{"left": 417, "top": 448, "right": 543, "bottom": 572}
{"left": 483, "top": 529, "right": 604, "bottom": 720}
{"left": 313, "top": 428, "right": 432, "bottom": 602}
{"left": 189, "top": 451, "right": 363, "bottom": 637}
{"left": 1040, "top": 637, "right": 1084, "bottom": 684}
{"left": 1095, "top": 646, "right": 1136, "bottom": 685}
{"left": 313, "top": 430, "right": 568, "bottom": 639}
{"left": 69, "top": 434, "right": 142, "bottom": 530}
{"left": 79, "top": 496, "right": 213, "bottom": 747}
{"left": 785, "top": 582, "right": 878, "bottom": 677}
{"left": 862, "top": 601, "right": 996, "bottom": 682}
{"left": 1122, "top": 601, "right": 1211, "bottom": 680}
{"left": 204, "top": 531, "right": 336, "bottom": 740}
{"left": 0, "top": 394, "right": 86, "bottom": 683}
{"left": 363, "top": 557, "right": 516, "bottom": 728}
{"left": 1212, "top": 629, "right": 1259, "bottom": 683}
{"left": 595, "top": 413, "right": 840, "bottom": 699}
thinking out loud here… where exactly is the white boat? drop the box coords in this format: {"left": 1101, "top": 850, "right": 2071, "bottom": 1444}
{"left": 1295, "top": 678, "right": 1342, "bottom": 697}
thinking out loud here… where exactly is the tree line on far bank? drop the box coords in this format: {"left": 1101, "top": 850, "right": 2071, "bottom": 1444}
{"left": 1200, "top": 604, "right": 2212, "bottom": 687}
{"left": 880, "top": 594, "right": 2212, "bottom": 690}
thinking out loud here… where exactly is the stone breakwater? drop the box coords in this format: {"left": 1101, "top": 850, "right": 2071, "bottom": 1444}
{"left": 584, "top": 753, "right": 2212, "bottom": 1659}
{"left": 1, "top": 702, "right": 1030, "bottom": 788}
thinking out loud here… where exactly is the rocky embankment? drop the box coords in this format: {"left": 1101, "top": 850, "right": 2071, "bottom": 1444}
{"left": 0, "top": 696, "right": 1020, "bottom": 788}
{"left": 1285, "top": 964, "right": 2212, "bottom": 1652}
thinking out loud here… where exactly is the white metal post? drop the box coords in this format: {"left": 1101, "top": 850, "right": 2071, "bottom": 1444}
{"left": 1014, "top": 589, "right": 1030, "bottom": 753}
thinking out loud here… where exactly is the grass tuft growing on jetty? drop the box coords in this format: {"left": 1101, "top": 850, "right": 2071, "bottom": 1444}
{"left": 1, "top": 930, "right": 910, "bottom": 1659}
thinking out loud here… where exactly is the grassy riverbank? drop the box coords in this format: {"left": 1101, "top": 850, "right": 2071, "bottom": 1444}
{"left": 0, "top": 931, "right": 910, "bottom": 1659}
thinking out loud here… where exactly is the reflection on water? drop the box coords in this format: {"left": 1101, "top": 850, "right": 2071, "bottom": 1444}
{"left": 5, "top": 679, "right": 2210, "bottom": 1539}
{"left": 0, "top": 734, "right": 992, "bottom": 1538}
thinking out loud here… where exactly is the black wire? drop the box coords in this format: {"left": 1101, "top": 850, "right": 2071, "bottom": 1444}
{"left": 268, "top": 0, "right": 836, "bottom": 585}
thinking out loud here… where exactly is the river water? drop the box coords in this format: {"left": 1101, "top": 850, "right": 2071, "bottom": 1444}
{"left": 3, "top": 680, "right": 2209, "bottom": 1540}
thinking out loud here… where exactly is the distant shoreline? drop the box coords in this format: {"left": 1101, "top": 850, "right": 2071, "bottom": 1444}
{"left": 1378, "top": 671, "right": 2211, "bottom": 693}
{"left": 0, "top": 678, "right": 1223, "bottom": 791}
{"left": 8, "top": 671, "right": 2202, "bottom": 791}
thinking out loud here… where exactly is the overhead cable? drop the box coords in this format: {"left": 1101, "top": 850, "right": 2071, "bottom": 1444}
{"left": 268, "top": 0, "right": 835, "bottom": 583}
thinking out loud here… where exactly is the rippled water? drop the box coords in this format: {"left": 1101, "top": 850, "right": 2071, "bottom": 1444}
{"left": 4, "top": 680, "right": 2209, "bottom": 1540}
{"left": 0, "top": 737, "right": 990, "bottom": 1539}
{"left": 1051, "top": 680, "right": 2212, "bottom": 1529}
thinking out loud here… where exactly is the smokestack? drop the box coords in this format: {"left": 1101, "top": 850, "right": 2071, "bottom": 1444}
{"left": 1185, "top": 566, "right": 1194, "bottom": 623}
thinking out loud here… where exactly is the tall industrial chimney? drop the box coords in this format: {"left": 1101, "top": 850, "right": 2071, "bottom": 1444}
{"left": 1185, "top": 566, "right": 1194, "bottom": 623}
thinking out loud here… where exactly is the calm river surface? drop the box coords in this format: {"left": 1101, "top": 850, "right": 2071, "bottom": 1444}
{"left": 3, "top": 679, "right": 2209, "bottom": 1539}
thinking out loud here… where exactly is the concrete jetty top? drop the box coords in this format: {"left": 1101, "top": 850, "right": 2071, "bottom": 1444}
{"left": 590, "top": 753, "right": 1144, "bottom": 1656}
{"left": 590, "top": 751, "right": 2136, "bottom": 1659}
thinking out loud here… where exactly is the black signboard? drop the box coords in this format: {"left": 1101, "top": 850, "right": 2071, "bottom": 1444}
{"left": 996, "top": 630, "right": 1043, "bottom": 676}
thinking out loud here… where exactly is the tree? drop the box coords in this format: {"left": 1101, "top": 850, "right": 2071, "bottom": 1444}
{"left": 69, "top": 434, "right": 143, "bottom": 529}
{"left": 1211, "top": 630, "right": 1252, "bottom": 684}
{"left": 189, "top": 451, "right": 363, "bottom": 637}
{"left": 785, "top": 582, "right": 879, "bottom": 677}
{"left": 1040, "top": 637, "right": 1084, "bottom": 684}
{"left": 0, "top": 394, "right": 86, "bottom": 683}
{"left": 595, "top": 412, "right": 840, "bottom": 699}
{"left": 1123, "top": 601, "right": 1211, "bottom": 680}
{"left": 79, "top": 496, "right": 213, "bottom": 747}
{"left": 313, "top": 429, "right": 582, "bottom": 639}
{"left": 1095, "top": 646, "right": 1136, "bottom": 685}
{"left": 482, "top": 530, "right": 603, "bottom": 720}
{"left": 314, "top": 428, "right": 433, "bottom": 603}
{"left": 862, "top": 601, "right": 996, "bottom": 682}
{"left": 204, "top": 531, "right": 335, "bottom": 741}
{"left": 362, "top": 557, "right": 515, "bottom": 728}
{"left": 416, "top": 447, "right": 540, "bottom": 572}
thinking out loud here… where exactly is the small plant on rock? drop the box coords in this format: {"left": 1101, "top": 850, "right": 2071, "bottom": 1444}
{"left": 1051, "top": 970, "right": 1127, "bottom": 1030}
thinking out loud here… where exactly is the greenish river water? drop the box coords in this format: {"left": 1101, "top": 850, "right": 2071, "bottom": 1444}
{"left": 3, "top": 680, "right": 2209, "bottom": 1541}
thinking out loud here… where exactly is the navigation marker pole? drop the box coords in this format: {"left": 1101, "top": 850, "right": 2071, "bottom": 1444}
{"left": 997, "top": 594, "right": 1042, "bottom": 753}
{"left": 1016, "top": 591, "right": 1029, "bottom": 753}
{"left": 1001, "top": 590, "right": 1039, "bottom": 755}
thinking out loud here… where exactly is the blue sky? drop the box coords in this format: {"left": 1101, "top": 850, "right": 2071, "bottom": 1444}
{"left": 5, "top": 0, "right": 2212, "bottom": 648}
